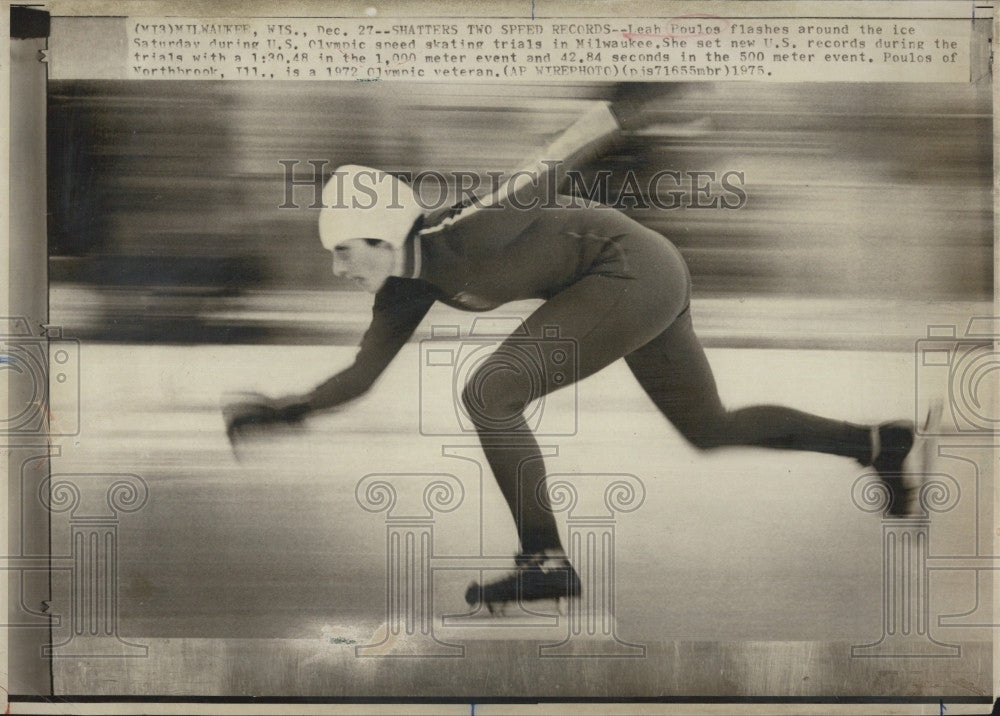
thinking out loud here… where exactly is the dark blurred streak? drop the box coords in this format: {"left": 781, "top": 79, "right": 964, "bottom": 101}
{"left": 47, "top": 80, "right": 991, "bottom": 344}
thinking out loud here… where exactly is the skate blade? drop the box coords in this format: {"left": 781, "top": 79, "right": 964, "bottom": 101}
{"left": 484, "top": 597, "right": 566, "bottom": 618}
{"left": 441, "top": 599, "right": 618, "bottom": 641}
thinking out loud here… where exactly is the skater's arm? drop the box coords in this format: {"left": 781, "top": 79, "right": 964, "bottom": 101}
{"left": 297, "top": 278, "right": 439, "bottom": 414}
{"left": 506, "top": 101, "right": 622, "bottom": 208}
{"left": 421, "top": 101, "right": 623, "bottom": 240}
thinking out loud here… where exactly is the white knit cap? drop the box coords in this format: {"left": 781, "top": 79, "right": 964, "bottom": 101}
{"left": 318, "top": 165, "right": 424, "bottom": 251}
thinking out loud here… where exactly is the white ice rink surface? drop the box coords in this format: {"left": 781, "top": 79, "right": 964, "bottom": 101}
{"left": 46, "top": 341, "right": 993, "bottom": 698}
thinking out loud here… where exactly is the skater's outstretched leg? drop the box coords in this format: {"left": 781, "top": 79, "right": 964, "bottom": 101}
{"left": 625, "top": 308, "right": 921, "bottom": 514}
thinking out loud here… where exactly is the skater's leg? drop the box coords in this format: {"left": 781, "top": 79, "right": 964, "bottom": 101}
{"left": 467, "top": 423, "right": 559, "bottom": 554}
{"left": 464, "top": 243, "right": 690, "bottom": 554}
{"left": 624, "top": 308, "right": 876, "bottom": 461}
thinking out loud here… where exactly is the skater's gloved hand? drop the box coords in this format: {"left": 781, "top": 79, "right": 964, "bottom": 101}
{"left": 222, "top": 391, "right": 309, "bottom": 445}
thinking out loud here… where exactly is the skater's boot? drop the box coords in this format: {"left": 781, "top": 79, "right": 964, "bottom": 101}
{"left": 872, "top": 420, "right": 915, "bottom": 517}
{"left": 871, "top": 403, "right": 940, "bottom": 517}
{"left": 464, "top": 551, "right": 581, "bottom": 616}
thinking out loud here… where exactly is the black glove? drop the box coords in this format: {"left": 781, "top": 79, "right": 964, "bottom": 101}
{"left": 222, "top": 392, "right": 309, "bottom": 453}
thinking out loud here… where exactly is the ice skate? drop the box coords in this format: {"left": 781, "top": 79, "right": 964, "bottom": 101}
{"left": 464, "top": 552, "right": 581, "bottom": 616}
{"left": 873, "top": 402, "right": 941, "bottom": 517}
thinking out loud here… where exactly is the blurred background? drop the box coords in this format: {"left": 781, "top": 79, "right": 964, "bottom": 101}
{"left": 42, "top": 81, "right": 995, "bottom": 696}
{"left": 48, "top": 80, "right": 992, "bottom": 347}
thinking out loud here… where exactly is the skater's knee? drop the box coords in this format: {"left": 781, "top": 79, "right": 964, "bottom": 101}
{"left": 674, "top": 415, "right": 732, "bottom": 451}
{"left": 684, "top": 431, "right": 726, "bottom": 451}
{"left": 461, "top": 362, "right": 534, "bottom": 429}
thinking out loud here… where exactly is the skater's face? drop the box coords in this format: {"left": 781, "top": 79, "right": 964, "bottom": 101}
{"left": 330, "top": 238, "right": 396, "bottom": 293}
